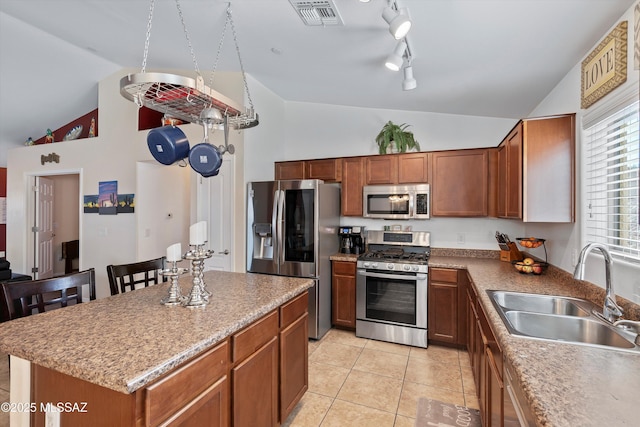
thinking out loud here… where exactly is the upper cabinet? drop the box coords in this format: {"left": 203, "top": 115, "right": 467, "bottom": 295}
{"left": 341, "top": 157, "right": 366, "bottom": 216}
{"left": 365, "top": 152, "right": 430, "bottom": 185}
{"left": 431, "top": 149, "right": 489, "bottom": 217}
{"left": 275, "top": 159, "right": 342, "bottom": 182}
{"left": 496, "top": 114, "right": 575, "bottom": 222}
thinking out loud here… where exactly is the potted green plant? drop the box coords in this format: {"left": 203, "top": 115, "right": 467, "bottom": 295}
{"left": 375, "top": 121, "right": 420, "bottom": 154}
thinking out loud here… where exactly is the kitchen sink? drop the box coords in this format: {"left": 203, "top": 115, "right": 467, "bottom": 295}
{"left": 503, "top": 311, "right": 636, "bottom": 349}
{"left": 487, "top": 290, "right": 594, "bottom": 317}
{"left": 487, "top": 290, "right": 640, "bottom": 353}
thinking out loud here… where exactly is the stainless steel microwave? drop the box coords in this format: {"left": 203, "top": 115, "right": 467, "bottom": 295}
{"left": 362, "top": 184, "right": 430, "bottom": 219}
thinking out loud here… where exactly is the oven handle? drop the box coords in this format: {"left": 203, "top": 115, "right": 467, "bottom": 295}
{"left": 357, "top": 270, "right": 427, "bottom": 281}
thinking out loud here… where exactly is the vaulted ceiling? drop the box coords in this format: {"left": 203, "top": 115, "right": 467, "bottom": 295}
{"left": 0, "top": 0, "right": 636, "bottom": 163}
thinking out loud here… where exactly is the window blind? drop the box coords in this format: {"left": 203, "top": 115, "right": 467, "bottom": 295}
{"left": 583, "top": 99, "right": 640, "bottom": 261}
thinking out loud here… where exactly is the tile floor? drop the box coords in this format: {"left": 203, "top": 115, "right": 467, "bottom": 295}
{"left": 283, "top": 328, "right": 479, "bottom": 427}
{"left": 0, "top": 329, "right": 478, "bottom": 427}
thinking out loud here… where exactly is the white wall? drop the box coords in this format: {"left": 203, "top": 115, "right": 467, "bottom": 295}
{"left": 528, "top": 3, "right": 639, "bottom": 302}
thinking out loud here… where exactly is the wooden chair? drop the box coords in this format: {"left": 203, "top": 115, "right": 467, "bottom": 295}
{"left": 61, "top": 239, "right": 80, "bottom": 274}
{"left": 106, "top": 257, "right": 167, "bottom": 296}
{"left": 1, "top": 268, "right": 96, "bottom": 321}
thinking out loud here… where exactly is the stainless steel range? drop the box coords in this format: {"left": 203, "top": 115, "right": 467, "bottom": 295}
{"left": 356, "top": 230, "right": 430, "bottom": 348}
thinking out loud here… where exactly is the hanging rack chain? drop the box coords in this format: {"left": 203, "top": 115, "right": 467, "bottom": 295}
{"left": 141, "top": 0, "right": 156, "bottom": 74}
{"left": 227, "top": 4, "right": 254, "bottom": 109}
{"left": 175, "top": 0, "right": 201, "bottom": 76}
{"left": 209, "top": 7, "right": 230, "bottom": 88}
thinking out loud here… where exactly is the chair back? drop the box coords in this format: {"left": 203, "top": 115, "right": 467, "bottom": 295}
{"left": 1, "top": 268, "right": 96, "bottom": 321}
{"left": 61, "top": 239, "right": 80, "bottom": 274}
{"left": 106, "top": 257, "right": 166, "bottom": 296}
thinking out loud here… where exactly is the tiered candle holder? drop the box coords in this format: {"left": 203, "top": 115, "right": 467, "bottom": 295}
{"left": 160, "top": 261, "right": 188, "bottom": 306}
{"left": 183, "top": 245, "right": 214, "bottom": 308}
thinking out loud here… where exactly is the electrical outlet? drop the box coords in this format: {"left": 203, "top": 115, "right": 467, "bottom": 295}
{"left": 457, "top": 233, "right": 466, "bottom": 244}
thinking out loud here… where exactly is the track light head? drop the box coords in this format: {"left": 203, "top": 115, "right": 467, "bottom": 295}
{"left": 385, "top": 40, "right": 407, "bottom": 71}
{"left": 402, "top": 66, "right": 417, "bottom": 90}
{"left": 382, "top": 6, "right": 412, "bottom": 39}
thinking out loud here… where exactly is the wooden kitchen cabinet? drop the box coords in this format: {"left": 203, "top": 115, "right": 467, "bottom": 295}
{"left": 365, "top": 155, "right": 398, "bottom": 184}
{"left": 431, "top": 148, "right": 489, "bottom": 217}
{"left": 341, "top": 157, "right": 366, "bottom": 216}
{"left": 279, "top": 292, "right": 309, "bottom": 422}
{"left": 232, "top": 311, "right": 279, "bottom": 426}
{"left": 274, "top": 158, "right": 342, "bottom": 182}
{"left": 397, "top": 152, "right": 430, "bottom": 183}
{"left": 275, "top": 160, "right": 306, "bottom": 180}
{"left": 331, "top": 260, "right": 357, "bottom": 329}
{"left": 428, "top": 268, "right": 467, "bottom": 346}
{"left": 496, "top": 114, "right": 575, "bottom": 222}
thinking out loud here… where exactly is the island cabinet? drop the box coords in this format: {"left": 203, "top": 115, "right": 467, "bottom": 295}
{"left": 428, "top": 267, "right": 467, "bottom": 346}
{"left": 430, "top": 148, "right": 489, "bottom": 217}
{"left": 496, "top": 114, "right": 575, "bottom": 222}
{"left": 341, "top": 157, "right": 366, "bottom": 216}
{"left": 466, "top": 277, "right": 504, "bottom": 427}
{"left": 331, "top": 260, "right": 357, "bottom": 329}
{"left": 275, "top": 159, "right": 342, "bottom": 182}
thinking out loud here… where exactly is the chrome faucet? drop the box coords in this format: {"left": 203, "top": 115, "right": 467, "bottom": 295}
{"left": 573, "top": 243, "right": 624, "bottom": 323}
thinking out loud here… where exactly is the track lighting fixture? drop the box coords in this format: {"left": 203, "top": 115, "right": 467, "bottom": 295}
{"left": 382, "top": 2, "right": 411, "bottom": 40}
{"left": 385, "top": 40, "right": 407, "bottom": 71}
{"left": 402, "top": 65, "right": 417, "bottom": 90}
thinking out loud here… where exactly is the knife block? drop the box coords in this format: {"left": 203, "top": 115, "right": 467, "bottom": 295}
{"left": 500, "top": 242, "right": 523, "bottom": 262}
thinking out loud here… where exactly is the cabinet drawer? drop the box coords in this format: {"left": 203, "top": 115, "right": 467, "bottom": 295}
{"left": 232, "top": 310, "right": 279, "bottom": 363}
{"left": 146, "top": 340, "right": 229, "bottom": 427}
{"left": 430, "top": 268, "right": 458, "bottom": 283}
{"left": 333, "top": 260, "right": 356, "bottom": 276}
{"left": 281, "top": 291, "right": 309, "bottom": 329}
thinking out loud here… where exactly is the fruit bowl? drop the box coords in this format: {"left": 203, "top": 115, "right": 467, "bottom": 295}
{"left": 516, "top": 237, "right": 545, "bottom": 248}
{"left": 512, "top": 259, "right": 548, "bottom": 275}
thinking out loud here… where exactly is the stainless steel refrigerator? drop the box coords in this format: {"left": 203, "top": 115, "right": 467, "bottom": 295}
{"left": 247, "top": 179, "right": 340, "bottom": 339}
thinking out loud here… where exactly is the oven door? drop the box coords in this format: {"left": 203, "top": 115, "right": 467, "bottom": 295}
{"left": 356, "top": 269, "right": 427, "bottom": 329}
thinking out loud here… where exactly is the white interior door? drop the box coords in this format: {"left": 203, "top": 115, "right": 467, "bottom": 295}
{"left": 202, "top": 157, "right": 234, "bottom": 272}
{"left": 34, "top": 176, "right": 54, "bottom": 279}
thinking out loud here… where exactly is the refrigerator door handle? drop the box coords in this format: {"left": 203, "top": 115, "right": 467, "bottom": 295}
{"left": 277, "top": 189, "right": 286, "bottom": 265}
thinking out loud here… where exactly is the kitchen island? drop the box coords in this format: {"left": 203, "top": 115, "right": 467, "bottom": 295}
{"left": 0, "top": 270, "right": 313, "bottom": 426}
{"left": 430, "top": 255, "right": 640, "bottom": 427}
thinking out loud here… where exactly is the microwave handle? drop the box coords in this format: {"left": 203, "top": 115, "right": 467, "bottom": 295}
{"left": 409, "top": 194, "right": 414, "bottom": 217}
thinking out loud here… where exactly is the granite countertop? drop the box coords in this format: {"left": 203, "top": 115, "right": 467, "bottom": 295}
{"left": 0, "top": 271, "right": 313, "bottom": 394}
{"left": 429, "top": 255, "right": 639, "bottom": 427}
{"left": 329, "top": 253, "right": 360, "bottom": 262}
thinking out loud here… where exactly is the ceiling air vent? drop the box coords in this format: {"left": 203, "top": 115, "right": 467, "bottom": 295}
{"left": 289, "top": 0, "right": 344, "bottom": 26}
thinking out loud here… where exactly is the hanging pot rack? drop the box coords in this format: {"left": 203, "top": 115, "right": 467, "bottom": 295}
{"left": 119, "top": 0, "right": 259, "bottom": 131}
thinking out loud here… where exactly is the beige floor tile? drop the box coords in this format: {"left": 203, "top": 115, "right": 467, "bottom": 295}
{"left": 409, "top": 345, "right": 460, "bottom": 365}
{"left": 336, "top": 369, "right": 403, "bottom": 413}
{"left": 309, "top": 341, "right": 363, "bottom": 369}
{"left": 282, "top": 391, "right": 334, "bottom": 427}
{"left": 320, "top": 399, "right": 396, "bottom": 427}
{"left": 308, "top": 362, "right": 350, "bottom": 398}
{"left": 308, "top": 339, "right": 322, "bottom": 356}
{"left": 364, "top": 339, "right": 411, "bottom": 356}
{"left": 458, "top": 350, "right": 472, "bottom": 367}
{"left": 323, "top": 329, "right": 368, "bottom": 348}
{"left": 460, "top": 365, "right": 476, "bottom": 395}
{"left": 464, "top": 393, "right": 481, "bottom": 410}
{"left": 397, "top": 380, "right": 466, "bottom": 418}
{"left": 404, "top": 357, "right": 463, "bottom": 392}
{"left": 352, "top": 348, "right": 408, "bottom": 380}
{"left": 393, "top": 414, "right": 415, "bottom": 427}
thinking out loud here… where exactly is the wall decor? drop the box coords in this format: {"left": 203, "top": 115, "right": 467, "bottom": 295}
{"left": 98, "top": 180, "right": 118, "bottom": 215}
{"left": 83, "top": 195, "right": 98, "bottom": 213}
{"left": 40, "top": 153, "right": 60, "bottom": 165}
{"left": 117, "top": 194, "right": 135, "bottom": 214}
{"left": 581, "top": 21, "right": 627, "bottom": 109}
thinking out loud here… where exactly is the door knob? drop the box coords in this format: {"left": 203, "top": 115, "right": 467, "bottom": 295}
{"left": 221, "top": 249, "right": 230, "bottom": 255}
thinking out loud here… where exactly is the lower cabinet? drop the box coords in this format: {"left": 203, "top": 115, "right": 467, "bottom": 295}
{"left": 467, "top": 278, "right": 505, "bottom": 427}
{"left": 331, "top": 260, "right": 357, "bottom": 329}
{"left": 428, "top": 267, "right": 467, "bottom": 346}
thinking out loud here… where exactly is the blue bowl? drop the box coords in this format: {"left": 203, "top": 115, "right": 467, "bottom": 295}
{"left": 189, "top": 143, "right": 222, "bottom": 177}
{"left": 147, "top": 126, "right": 190, "bottom": 165}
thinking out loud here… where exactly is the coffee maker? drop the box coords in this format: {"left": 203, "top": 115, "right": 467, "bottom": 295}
{"left": 338, "top": 226, "right": 366, "bottom": 254}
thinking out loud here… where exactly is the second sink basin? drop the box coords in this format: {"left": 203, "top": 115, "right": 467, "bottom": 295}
{"left": 487, "top": 290, "right": 594, "bottom": 316}
{"left": 504, "top": 311, "right": 636, "bottom": 350}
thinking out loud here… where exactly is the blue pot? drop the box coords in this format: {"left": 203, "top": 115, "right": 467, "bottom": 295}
{"left": 147, "top": 126, "right": 190, "bottom": 165}
{"left": 189, "top": 143, "right": 222, "bottom": 177}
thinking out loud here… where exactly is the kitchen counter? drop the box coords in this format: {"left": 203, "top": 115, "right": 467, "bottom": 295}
{"left": 329, "top": 253, "right": 360, "bottom": 262}
{"left": 430, "top": 255, "right": 639, "bottom": 427}
{"left": 0, "top": 270, "right": 313, "bottom": 394}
